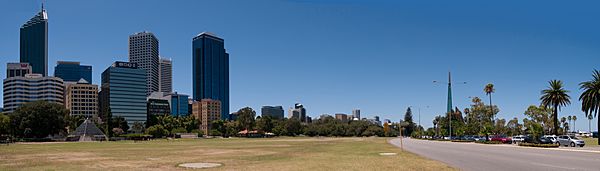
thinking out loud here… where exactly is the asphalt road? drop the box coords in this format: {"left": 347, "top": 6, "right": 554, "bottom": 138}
{"left": 389, "top": 138, "right": 600, "bottom": 171}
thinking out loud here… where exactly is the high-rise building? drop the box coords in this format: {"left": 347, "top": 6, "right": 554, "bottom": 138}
{"left": 352, "top": 109, "right": 361, "bottom": 120}
{"left": 148, "top": 92, "right": 189, "bottom": 117}
{"left": 54, "top": 61, "right": 92, "bottom": 83}
{"left": 288, "top": 103, "right": 307, "bottom": 122}
{"left": 20, "top": 6, "right": 48, "bottom": 76}
{"left": 192, "top": 99, "right": 221, "bottom": 135}
{"left": 261, "top": 106, "right": 284, "bottom": 119}
{"left": 6, "top": 63, "right": 32, "bottom": 78}
{"left": 129, "top": 31, "right": 159, "bottom": 96}
{"left": 147, "top": 98, "right": 170, "bottom": 116}
{"left": 335, "top": 113, "right": 348, "bottom": 122}
{"left": 99, "top": 61, "right": 147, "bottom": 126}
{"left": 159, "top": 58, "right": 172, "bottom": 93}
{"left": 192, "top": 32, "right": 229, "bottom": 120}
{"left": 3, "top": 73, "right": 64, "bottom": 113}
{"left": 65, "top": 79, "right": 98, "bottom": 117}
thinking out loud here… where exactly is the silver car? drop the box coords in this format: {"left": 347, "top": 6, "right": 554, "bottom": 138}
{"left": 557, "top": 135, "right": 585, "bottom": 147}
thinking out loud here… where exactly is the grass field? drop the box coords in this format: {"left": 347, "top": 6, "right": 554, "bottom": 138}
{"left": 582, "top": 137, "right": 598, "bottom": 146}
{"left": 0, "top": 137, "right": 455, "bottom": 171}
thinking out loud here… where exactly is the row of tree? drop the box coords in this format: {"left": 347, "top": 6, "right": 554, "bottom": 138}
{"left": 423, "top": 69, "right": 600, "bottom": 144}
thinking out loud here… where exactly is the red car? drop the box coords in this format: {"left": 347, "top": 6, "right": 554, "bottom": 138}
{"left": 490, "top": 135, "right": 512, "bottom": 144}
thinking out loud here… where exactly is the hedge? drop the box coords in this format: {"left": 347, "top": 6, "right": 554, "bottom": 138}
{"left": 475, "top": 140, "right": 503, "bottom": 144}
{"left": 518, "top": 143, "right": 559, "bottom": 148}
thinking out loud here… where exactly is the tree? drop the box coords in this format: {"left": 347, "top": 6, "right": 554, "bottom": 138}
{"left": 506, "top": 117, "right": 522, "bottom": 136}
{"left": 567, "top": 116, "right": 572, "bottom": 133}
{"left": 256, "top": 115, "right": 274, "bottom": 133}
{"left": 211, "top": 120, "right": 225, "bottom": 137}
{"left": 589, "top": 114, "right": 594, "bottom": 133}
{"left": 560, "top": 117, "right": 569, "bottom": 134}
{"left": 432, "top": 116, "right": 439, "bottom": 137}
{"left": 523, "top": 105, "right": 554, "bottom": 135}
{"left": 0, "top": 113, "right": 10, "bottom": 135}
{"left": 484, "top": 83, "right": 496, "bottom": 121}
{"left": 572, "top": 115, "right": 577, "bottom": 132}
{"left": 236, "top": 107, "right": 256, "bottom": 131}
{"left": 112, "top": 128, "right": 124, "bottom": 136}
{"left": 404, "top": 107, "right": 415, "bottom": 136}
{"left": 10, "top": 101, "right": 69, "bottom": 138}
{"left": 65, "top": 115, "right": 85, "bottom": 133}
{"left": 540, "top": 80, "right": 571, "bottom": 135}
{"left": 146, "top": 125, "right": 168, "bottom": 138}
{"left": 131, "top": 121, "right": 145, "bottom": 134}
{"left": 580, "top": 70, "right": 600, "bottom": 144}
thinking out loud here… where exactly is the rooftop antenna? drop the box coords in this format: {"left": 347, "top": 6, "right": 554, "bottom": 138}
{"left": 41, "top": 0, "right": 45, "bottom": 10}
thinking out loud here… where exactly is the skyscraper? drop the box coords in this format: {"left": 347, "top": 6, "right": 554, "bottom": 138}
{"left": 3, "top": 73, "right": 64, "bottom": 113}
{"left": 20, "top": 5, "right": 48, "bottom": 76}
{"left": 288, "top": 103, "right": 307, "bottom": 123}
{"left": 352, "top": 109, "right": 361, "bottom": 120}
{"left": 159, "top": 58, "right": 172, "bottom": 93}
{"left": 192, "top": 32, "right": 229, "bottom": 120}
{"left": 6, "top": 63, "right": 32, "bottom": 78}
{"left": 65, "top": 79, "right": 98, "bottom": 117}
{"left": 54, "top": 61, "right": 92, "bottom": 83}
{"left": 261, "top": 106, "right": 284, "bottom": 119}
{"left": 99, "top": 61, "right": 147, "bottom": 126}
{"left": 192, "top": 99, "right": 221, "bottom": 135}
{"left": 129, "top": 31, "right": 159, "bottom": 96}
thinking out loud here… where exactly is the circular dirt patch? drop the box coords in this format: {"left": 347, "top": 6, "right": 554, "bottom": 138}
{"left": 379, "top": 152, "right": 397, "bottom": 156}
{"left": 178, "top": 163, "right": 222, "bottom": 169}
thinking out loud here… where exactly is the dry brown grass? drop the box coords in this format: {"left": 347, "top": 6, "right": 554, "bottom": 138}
{"left": 0, "top": 137, "right": 455, "bottom": 171}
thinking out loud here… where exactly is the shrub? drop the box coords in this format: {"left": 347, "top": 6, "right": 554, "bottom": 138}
{"left": 191, "top": 129, "right": 204, "bottom": 137}
{"left": 518, "top": 143, "right": 559, "bottom": 148}
{"left": 146, "top": 125, "right": 168, "bottom": 138}
{"left": 451, "top": 140, "right": 474, "bottom": 143}
{"left": 475, "top": 141, "right": 503, "bottom": 144}
{"left": 171, "top": 127, "right": 187, "bottom": 134}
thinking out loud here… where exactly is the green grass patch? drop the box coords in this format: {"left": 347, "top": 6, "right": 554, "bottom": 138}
{"left": 582, "top": 137, "right": 598, "bottom": 146}
{"left": 0, "top": 137, "right": 455, "bottom": 171}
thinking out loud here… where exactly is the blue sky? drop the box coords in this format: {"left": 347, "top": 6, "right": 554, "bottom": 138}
{"left": 1, "top": 0, "right": 600, "bottom": 131}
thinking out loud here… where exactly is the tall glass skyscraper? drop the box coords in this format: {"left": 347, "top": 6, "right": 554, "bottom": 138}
{"left": 129, "top": 31, "right": 159, "bottom": 96}
{"left": 54, "top": 61, "right": 92, "bottom": 82}
{"left": 20, "top": 6, "right": 48, "bottom": 76}
{"left": 99, "top": 61, "right": 147, "bottom": 126}
{"left": 192, "top": 32, "right": 229, "bottom": 120}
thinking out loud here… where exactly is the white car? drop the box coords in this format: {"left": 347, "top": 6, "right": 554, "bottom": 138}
{"left": 543, "top": 135, "right": 558, "bottom": 144}
{"left": 512, "top": 135, "right": 525, "bottom": 144}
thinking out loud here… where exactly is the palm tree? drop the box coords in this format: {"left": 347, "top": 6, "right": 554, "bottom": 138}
{"left": 433, "top": 116, "right": 440, "bottom": 137}
{"left": 588, "top": 114, "right": 594, "bottom": 133}
{"left": 572, "top": 115, "right": 577, "bottom": 133}
{"left": 561, "top": 116, "right": 568, "bottom": 134}
{"left": 484, "top": 83, "right": 495, "bottom": 121}
{"left": 567, "top": 116, "right": 572, "bottom": 133}
{"left": 579, "top": 69, "right": 600, "bottom": 145}
{"left": 540, "top": 80, "right": 571, "bottom": 135}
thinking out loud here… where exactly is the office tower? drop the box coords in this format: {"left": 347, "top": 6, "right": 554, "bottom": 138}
{"left": 129, "top": 31, "right": 159, "bottom": 96}
{"left": 148, "top": 92, "right": 189, "bottom": 117}
{"left": 54, "top": 61, "right": 92, "bottom": 82}
{"left": 20, "top": 5, "right": 48, "bottom": 76}
{"left": 159, "top": 58, "right": 172, "bottom": 93}
{"left": 335, "top": 113, "right": 349, "bottom": 122}
{"left": 261, "top": 106, "right": 284, "bottom": 119}
{"left": 99, "top": 61, "right": 147, "bottom": 126}
{"left": 192, "top": 99, "right": 221, "bottom": 135}
{"left": 192, "top": 32, "right": 229, "bottom": 120}
{"left": 6, "top": 63, "right": 32, "bottom": 78}
{"left": 65, "top": 79, "right": 98, "bottom": 117}
{"left": 352, "top": 109, "right": 360, "bottom": 120}
{"left": 288, "top": 103, "right": 307, "bottom": 122}
{"left": 3, "top": 73, "right": 64, "bottom": 113}
{"left": 147, "top": 98, "right": 170, "bottom": 116}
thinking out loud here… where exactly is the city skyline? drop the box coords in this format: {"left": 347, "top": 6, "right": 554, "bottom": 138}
{"left": 1, "top": 1, "right": 600, "bottom": 130}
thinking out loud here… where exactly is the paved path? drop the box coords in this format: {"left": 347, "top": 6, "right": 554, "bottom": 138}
{"left": 389, "top": 138, "right": 600, "bottom": 171}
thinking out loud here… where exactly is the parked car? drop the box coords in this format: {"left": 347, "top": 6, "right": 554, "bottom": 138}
{"left": 523, "top": 135, "right": 554, "bottom": 144}
{"left": 491, "top": 135, "right": 512, "bottom": 144}
{"left": 557, "top": 135, "right": 585, "bottom": 147}
{"left": 512, "top": 135, "right": 525, "bottom": 144}
{"left": 542, "top": 135, "right": 558, "bottom": 144}
{"left": 473, "top": 135, "right": 486, "bottom": 142}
